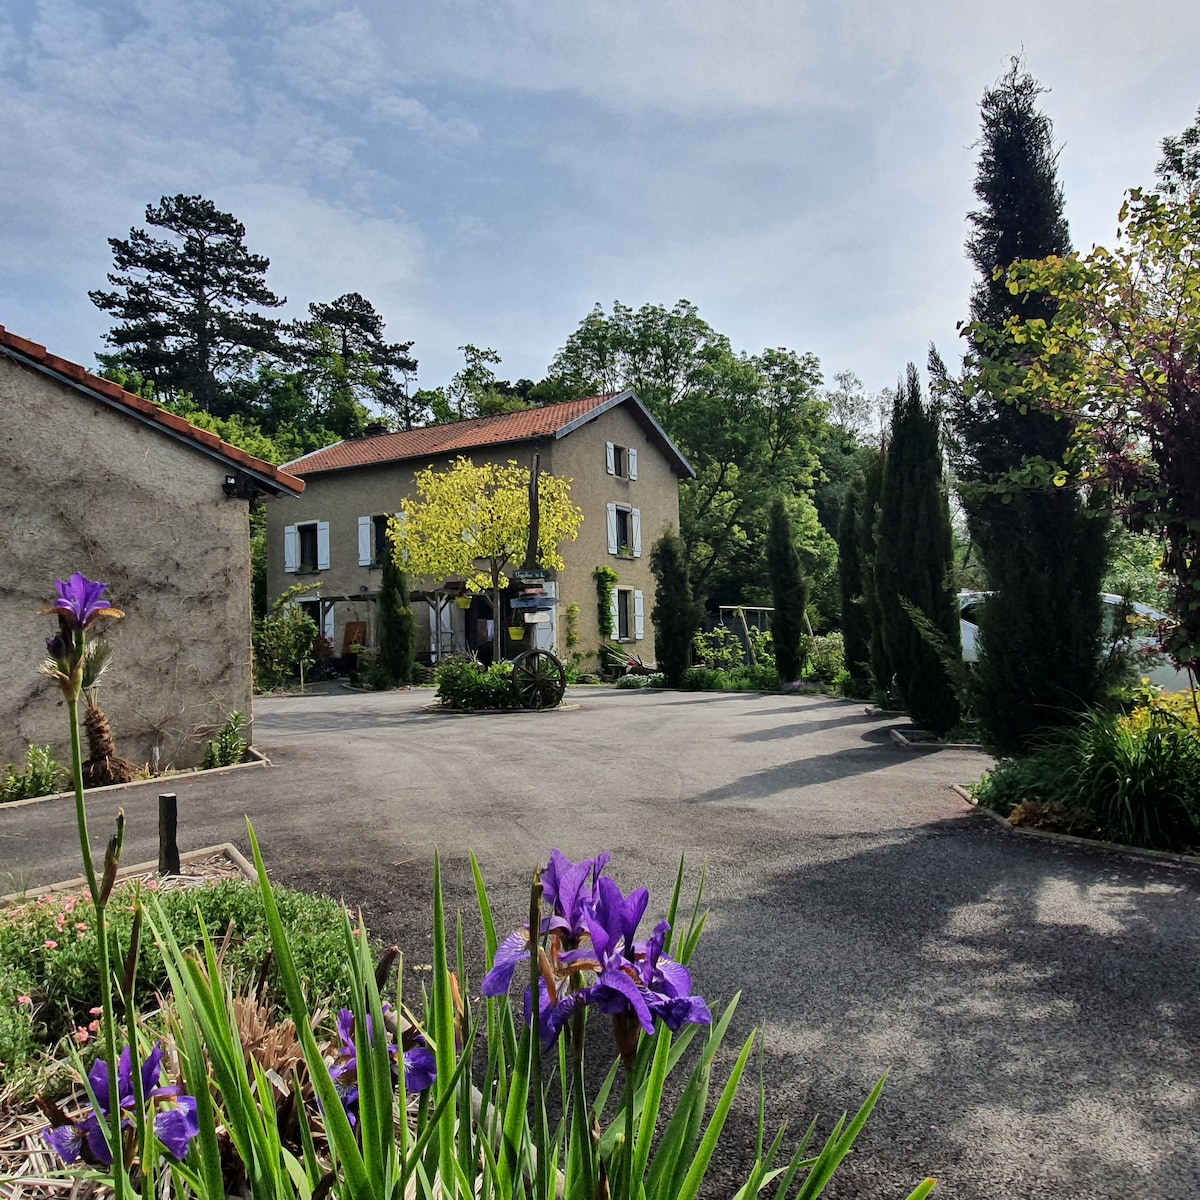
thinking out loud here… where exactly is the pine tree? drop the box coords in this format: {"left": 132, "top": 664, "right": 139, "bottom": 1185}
{"left": 875, "top": 366, "right": 960, "bottom": 736}
{"left": 766, "top": 497, "right": 810, "bottom": 683}
{"left": 378, "top": 542, "right": 415, "bottom": 686}
{"left": 90, "top": 195, "right": 285, "bottom": 410}
{"left": 837, "top": 480, "right": 871, "bottom": 695}
{"left": 649, "top": 531, "right": 701, "bottom": 686}
{"left": 951, "top": 60, "right": 1110, "bottom": 752}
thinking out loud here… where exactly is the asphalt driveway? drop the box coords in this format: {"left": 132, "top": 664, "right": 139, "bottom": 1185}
{"left": 2, "top": 687, "right": 1197, "bottom": 1199}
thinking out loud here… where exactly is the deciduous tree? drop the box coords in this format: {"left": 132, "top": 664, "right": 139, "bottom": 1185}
{"left": 391, "top": 458, "right": 583, "bottom": 661}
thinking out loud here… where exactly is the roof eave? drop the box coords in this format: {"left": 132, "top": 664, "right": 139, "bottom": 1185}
{"left": 2, "top": 344, "right": 305, "bottom": 497}
{"left": 554, "top": 389, "right": 697, "bottom": 478}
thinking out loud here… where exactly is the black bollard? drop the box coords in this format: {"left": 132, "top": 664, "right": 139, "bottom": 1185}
{"left": 158, "top": 793, "right": 180, "bottom": 876}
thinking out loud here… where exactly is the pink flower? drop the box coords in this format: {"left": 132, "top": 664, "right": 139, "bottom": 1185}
{"left": 43, "top": 940, "right": 58, "bottom": 949}
{"left": 89, "top": 1006, "right": 103, "bottom": 1016}
{"left": 74, "top": 1027, "right": 90, "bottom": 1044}
{"left": 75, "top": 923, "right": 88, "bottom": 931}
{"left": 17, "top": 996, "right": 32, "bottom": 1005}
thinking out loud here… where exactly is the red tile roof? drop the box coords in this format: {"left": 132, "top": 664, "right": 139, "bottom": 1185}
{"left": 287, "top": 394, "right": 619, "bottom": 476}
{"left": 0, "top": 323, "right": 305, "bottom": 495}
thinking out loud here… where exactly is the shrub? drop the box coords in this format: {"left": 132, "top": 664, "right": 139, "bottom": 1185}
{"left": 680, "top": 665, "right": 780, "bottom": 692}
{"left": 614, "top": 672, "right": 666, "bottom": 689}
{"left": 806, "top": 632, "right": 846, "bottom": 683}
{"left": 692, "top": 626, "right": 745, "bottom": 671}
{"left": 435, "top": 656, "right": 516, "bottom": 709}
{"left": 975, "top": 707, "right": 1200, "bottom": 852}
{"left": 201, "top": 711, "right": 247, "bottom": 769}
{"left": 0, "top": 879, "right": 357, "bottom": 1074}
{"left": 254, "top": 585, "right": 320, "bottom": 691}
{"left": 649, "top": 531, "right": 702, "bottom": 686}
{"left": 1, "top": 745, "right": 61, "bottom": 803}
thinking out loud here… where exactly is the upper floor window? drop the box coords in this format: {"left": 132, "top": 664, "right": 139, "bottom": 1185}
{"left": 359, "top": 514, "right": 402, "bottom": 567}
{"left": 606, "top": 441, "right": 638, "bottom": 480}
{"left": 606, "top": 503, "right": 642, "bottom": 558}
{"left": 284, "top": 521, "right": 330, "bottom": 573}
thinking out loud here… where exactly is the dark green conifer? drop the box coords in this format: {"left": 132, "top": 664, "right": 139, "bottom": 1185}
{"left": 378, "top": 539, "right": 415, "bottom": 686}
{"left": 875, "top": 366, "right": 960, "bottom": 736}
{"left": 951, "top": 59, "right": 1109, "bottom": 752}
{"left": 856, "top": 449, "right": 890, "bottom": 695}
{"left": 649, "top": 530, "right": 702, "bottom": 686}
{"left": 766, "top": 497, "right": 810, "bottom": 683}
{"left": 837, "top": 480, "right": 871, "bottom": 695}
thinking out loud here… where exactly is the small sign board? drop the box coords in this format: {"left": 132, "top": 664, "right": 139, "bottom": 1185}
{"left": 511, "top": 596, "right": 559, "bottom": 609}
{"left": 524, "top": 611, "right": 551, "bottom": 623}
{"left": 514, "top": 568, "right": 550, "bottom": 582}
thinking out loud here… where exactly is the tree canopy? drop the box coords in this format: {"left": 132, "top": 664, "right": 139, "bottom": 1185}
{"left": 91, "top": 194, "right": 285, "bottom": 410}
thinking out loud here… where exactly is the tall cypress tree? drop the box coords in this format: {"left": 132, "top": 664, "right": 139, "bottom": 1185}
{"left": 766, "top": 496, "right": 810, "bottom": 683}
{"left": 378, "top": 542, "right": 415, "bottom": 686}
{"left": 876, "top": 366, "right": 960, "bottom": 736}
{"left": 951, "top": 60, "right": 1109, "bottom": 753}
{"left": 649, "top": 530, "right": 702, "bottom": 686}
{"left": 837, "top": 480, "right": 871, "bottom": 695}
{"left": 856, "top": 448, "right": 890, "bottom": 696}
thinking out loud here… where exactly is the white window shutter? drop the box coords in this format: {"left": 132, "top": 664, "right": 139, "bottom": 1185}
{"left": 606, "top": 503, "right": 619, "bottom": 554}
{"left": 317, "top": 521, "right": 331, "bottom": 569}
{"left": 633, "top": 590, "right": 645, "bottom": 640}
{"left": 631, "top": 508, "right": 642, "bottom": 557}
{"left": 628, "top": 447, "right": 638, "bottom": 479}
{"left": 358, "top": 516, "right": 372, "bottom": 566}
{"left": 610, "top": 586, "right": 619, "bottom": 637}
{"left": 606, "top": 441, "right": 616, "bottom": 475}
{"left": 324, "top": 606, "right": 335, "bottom": 642}
{"left": 283, "top": 525, "right": 298, "bottom": 573}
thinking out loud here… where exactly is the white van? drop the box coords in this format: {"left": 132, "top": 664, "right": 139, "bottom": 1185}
{"left": 958, "top": 591, "right": 1192, "bottom": 691}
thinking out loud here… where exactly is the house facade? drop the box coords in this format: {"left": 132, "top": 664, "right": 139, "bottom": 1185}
{"left": 265, "top": 391, "right": 694, "bottom": 667}
{"left": 0, "top": 323, "right": 304, "bottom": 771}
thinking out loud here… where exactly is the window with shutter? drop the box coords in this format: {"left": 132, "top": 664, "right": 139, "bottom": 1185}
{"left": 606, "top": 441, "right": 616, "bottom": 475}
{"left": 358, "top": 517, "right": 372, "bottom": 566}
{"left": 297, "top": 523, "right": 319, "bottom": 572}
{"left": 631, "top": 508, "right": 642, "bottom": 558}
{"left": 316, "top": 521, "right": 331, "bottom": 570}
{"left": 284, "top": 525, "right": 299, "bottom": 573}
{"left": 633, "top": 590, "right": 645, "bottom": 640}
{"left": 606, "top": 503, "right": 619, "bottom": 554}
{"left": 627, "top": 448, "right": 638, "bottom": 479}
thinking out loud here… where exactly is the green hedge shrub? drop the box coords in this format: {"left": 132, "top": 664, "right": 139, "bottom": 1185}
{"left": 435, "top": 657, "right": 516, "bottom": 709}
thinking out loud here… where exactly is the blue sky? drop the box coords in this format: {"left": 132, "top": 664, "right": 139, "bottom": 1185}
{"left": 2, "top": 0, "right": 1198, "bottom": 400}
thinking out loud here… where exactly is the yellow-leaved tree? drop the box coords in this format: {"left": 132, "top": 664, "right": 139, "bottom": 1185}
{"left": 390, "top": 457, "right": 584, "bottom": 660}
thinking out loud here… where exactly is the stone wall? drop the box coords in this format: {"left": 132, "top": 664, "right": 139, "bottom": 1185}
{"left": 0, "top": 357, "right": 255, "bottom": 771}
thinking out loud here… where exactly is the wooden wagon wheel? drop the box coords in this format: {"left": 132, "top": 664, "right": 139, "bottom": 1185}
{"left": 511, "top": 649, "right": 567, "bottom": 710}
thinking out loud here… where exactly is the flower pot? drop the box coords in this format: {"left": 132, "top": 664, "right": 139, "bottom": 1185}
{"left": 456, "top": 596, "right": 472, "bottom": 609}
{"left": 508, "top": 626, "right": 525, "bottom": 639}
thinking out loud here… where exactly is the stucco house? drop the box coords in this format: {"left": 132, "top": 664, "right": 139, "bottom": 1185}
{"left": 266, "top": 391, "right": 695, "bottom": 666}
{"left": 0, "top": 323, "right": 304, "bottom": 771}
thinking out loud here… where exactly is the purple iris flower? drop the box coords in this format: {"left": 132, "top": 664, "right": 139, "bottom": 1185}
{"left": 543, "top": 876, "right": 711, "bottom": 1052}
{"left": 329, "top": 1007, "right": 436, "bottom": 1125}
{"left": 481, "top": 849, "right": 610, "bottom": 998}
{"left": 44, "top": 1043, "right": 199, "bottom": 1166}
{"left": 44, "top": 573, "right": 123, "bottom": 630}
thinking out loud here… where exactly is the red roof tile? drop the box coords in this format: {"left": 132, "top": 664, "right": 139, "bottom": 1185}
{"left": 0, "top": 323, "right": 305, "bottom": 495}
{"left": 287, "top": 394, "right": 618, "bottom": 476}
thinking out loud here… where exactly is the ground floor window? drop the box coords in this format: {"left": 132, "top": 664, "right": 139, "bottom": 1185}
{"left": 617, "top": 588, "right": 631, "bottom": 640}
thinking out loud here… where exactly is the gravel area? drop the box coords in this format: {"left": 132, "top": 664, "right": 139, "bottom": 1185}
{"left": 2, "top": 686, "right": 1197, "bottom": 1198}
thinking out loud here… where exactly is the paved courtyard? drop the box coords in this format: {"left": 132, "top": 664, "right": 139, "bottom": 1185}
{"left": 2, "top": 687, "right": 1197, "bottom": 1198}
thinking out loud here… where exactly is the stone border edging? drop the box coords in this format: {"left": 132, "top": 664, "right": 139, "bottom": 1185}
{"left": 0, "top": 749, "right": 271, "bottom": 813}
{"left": 891, "top": 727, "right": 987, "bottom": 752}
{"left": 951, "top": 783, "right": 1200, "bottom": 869}
{"left": 420, "top": 703, "right": 582, "bottom": 716}
{"left": 0, "top": 842, "right": 258, "bottom": 908}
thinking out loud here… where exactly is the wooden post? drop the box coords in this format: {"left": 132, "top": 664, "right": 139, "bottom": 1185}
{"left": 158, "top": 793, "right": 180, "bottom": 876}
{"left": 524, "top": 450, "right": 541, "bottom": 571}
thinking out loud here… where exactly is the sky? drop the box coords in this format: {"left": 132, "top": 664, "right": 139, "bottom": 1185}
{"left": 2, "top": 0, "right": 1198, "bottom": 401}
